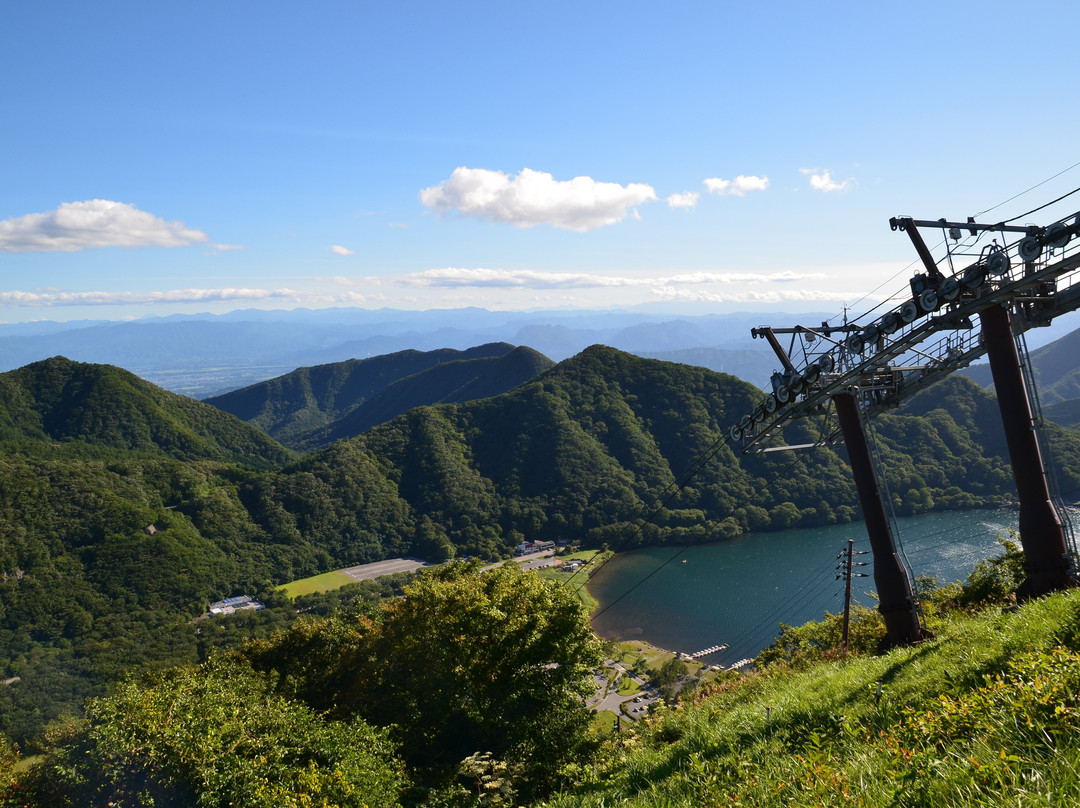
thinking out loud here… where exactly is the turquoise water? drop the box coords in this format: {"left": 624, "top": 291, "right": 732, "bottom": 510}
{"left": 587, "top": 509, "right": 1021, "bottom": 665}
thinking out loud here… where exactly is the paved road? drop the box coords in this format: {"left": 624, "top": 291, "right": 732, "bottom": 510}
{"left": 340, "top": 558, "right": 429, "bottom": 582}
{"left": 589, "top": 663, "right": 658, "bottom": 721}
{"left": 480, "top": 549, "right": 557, "bottom": 573}
{"left": 342, "top": 551, "right": 555, "bottom": 582}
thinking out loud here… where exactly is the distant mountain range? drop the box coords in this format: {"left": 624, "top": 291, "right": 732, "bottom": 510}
{"left": 0, "top": 307, "right": 838, "bottom": 397}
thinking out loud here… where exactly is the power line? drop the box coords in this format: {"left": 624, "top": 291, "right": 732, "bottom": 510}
{"left": 582, "top": 445, "right": 818, "bottom": 620}
{"left": 973, "top": 161, "right": 1080, "bottom": 219}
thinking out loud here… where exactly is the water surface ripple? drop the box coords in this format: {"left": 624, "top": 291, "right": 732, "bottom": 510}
{"left": 588, "top": 509, "right": 1020, "bottom": 665}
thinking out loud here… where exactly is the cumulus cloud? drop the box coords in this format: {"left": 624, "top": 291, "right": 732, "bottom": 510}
{"left": 330, "top": 245, "right": 355, "bottom": 256}
{"left": 703, "top": 175, "right": 769, "bottom": 197}
{"left": 800, "top": 168, "right": 853, "bottom": 193}
{"left": 0, "top": 200, "right": 210, "bottom": 252}
{"left": 667, "top": 191, "right": 699, "bottom": 210}
{"left": 419, "top": 167, "right": 657, "bottom": 232}
{"left": 395, "top": 267, "right": 826, "bottom": 290}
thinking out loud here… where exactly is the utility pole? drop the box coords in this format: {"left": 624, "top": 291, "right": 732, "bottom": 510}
{"left": 836, "top": 538, "right": 869, "bottom": 655}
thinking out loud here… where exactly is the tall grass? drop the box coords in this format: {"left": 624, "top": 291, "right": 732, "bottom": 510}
{"left": 545, "top": 589, "right": 1080, "bottom": 807}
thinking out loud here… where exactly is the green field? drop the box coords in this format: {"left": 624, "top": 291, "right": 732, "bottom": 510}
{"left": 535, "top": 549, "right": 611, "bottom": 611}
{"left": 277, "top": 570, "right": 356, "bottom": 598}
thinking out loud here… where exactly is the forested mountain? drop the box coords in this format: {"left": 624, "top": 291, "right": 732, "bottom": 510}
{"left": 1, "top": 346, "right": 1077, "bottom": 744}
{"left": 205, "top": 343, "right": 554, "bottom": 449}
{"left": 963, "top": 324, "right": 1080, "bottom": 406}
{"left": 0, "top": 356, "right": 293, "bottom": 467}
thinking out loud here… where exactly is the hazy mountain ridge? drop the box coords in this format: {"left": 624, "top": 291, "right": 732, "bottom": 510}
{"left": 0, "top": 308, "right": 837, "bottom": 398}
{"left": 305, "top": 345, "right": 555, "bottom": 448}
{"left": 206, "top": 343, "right": 554, "bottom": 449}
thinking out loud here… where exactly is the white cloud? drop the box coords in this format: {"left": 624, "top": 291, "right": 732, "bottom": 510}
{"left": 800, "top": 168, "right": 853, "bottom": 193}
{"left": 703, "top": 175, "right": 769, "bottom": 197}
{"left": 0, "top": 200, "right": 210, "bottom": 252}
{"left": 395, "top": 267, "right": 826, "bottom": 290}
{"left": 330, "top": 245, "right": 355, "bottom": 256}
{"left": 419, "top": 167, "right": 657, "bottom": 232}
{"left": 667, "top": 191, "right": 699, "bottom": 210}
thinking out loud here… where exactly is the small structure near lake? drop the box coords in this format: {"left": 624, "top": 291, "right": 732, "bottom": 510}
{"left": 515, "top": 540, "right": 555, "bottom": 556}
{"left": 207, "top": 595, "right": 264, "bottom": 617}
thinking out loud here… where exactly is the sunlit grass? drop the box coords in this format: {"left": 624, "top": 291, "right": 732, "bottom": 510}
{"left": 546, "top": 588, "right": 1080, "bottom": 807}
{"left": 277, "top": 570, "right": 356, "bottom": 598}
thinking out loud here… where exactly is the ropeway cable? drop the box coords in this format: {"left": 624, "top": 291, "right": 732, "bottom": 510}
{"left": 576, "top": 438, "right": 821, "bottom": 617}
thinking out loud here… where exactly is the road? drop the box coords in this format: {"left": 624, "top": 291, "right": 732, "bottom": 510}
{"left": 340, "top": 558, "right": 430, "bottom": 582}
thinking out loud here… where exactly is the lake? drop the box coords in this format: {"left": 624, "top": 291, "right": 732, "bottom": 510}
{"left": 587, "top": 509, "right": 1022, "bottom": 665}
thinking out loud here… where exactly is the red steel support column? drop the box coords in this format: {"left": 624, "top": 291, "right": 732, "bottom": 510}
{"left": 980, "top": 303, "right": 1072, "bottom": 597}
{"left": 833, "top": 391, "right": 923, "bottom": 648}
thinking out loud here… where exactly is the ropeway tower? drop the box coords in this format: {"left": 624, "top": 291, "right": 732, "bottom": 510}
{"left": 732, "top": 208, "right": 1080, "bottom": 648}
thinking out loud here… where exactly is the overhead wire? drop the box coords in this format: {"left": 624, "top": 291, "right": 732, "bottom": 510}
{"left": 830, "top": 163, "right": 1080, "bottom": 329}
{"left": 717, "top": 561, "right": 843, "bottom": 660}
{"left": 973, "top": 161, "right": 1080, "bottom": 219}
{"left": 574, "top": 437, "right": 813, "bottom": 612}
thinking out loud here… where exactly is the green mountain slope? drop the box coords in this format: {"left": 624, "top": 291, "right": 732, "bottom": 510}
{"left": 963, "top": 325, "right": 1080, "bottom": 407}
{"left": 304, "top": 344, "right": 554, "bottom": 447}
{"left": 0, "top": 357, "right": 293, "bottom": 467}
{"left": 2, "top": 347, "right": 1078, "bottom": 744}
{"left": 205, "top": 342, "right": 550, "bottom": 448}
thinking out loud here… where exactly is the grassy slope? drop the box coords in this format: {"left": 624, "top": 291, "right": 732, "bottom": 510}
{"left": 547, "top": 589, "right": 1080, "bottom": 807}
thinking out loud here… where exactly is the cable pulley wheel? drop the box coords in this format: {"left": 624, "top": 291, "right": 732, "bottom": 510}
{"left": 730, "top": 424, "right": 742, "bottom": 442}
{"left": 881, "top": 312, "right": 899, "bottom": 335}
{"left": 802, "top": 364, "right": 821, "bottom": 384}
{"left": 764, "top": 394, "right": 778, "bottom": 413}
{"left": 1018, "top": 236, "right": 1042, "bottom": 262}
{"left": 817, "top": 353, "right": 835, "bottom": 373}
{"left": 940, "top": 277, "right": 961, "bottom": 300}
{"left": 985, "top": 250, "right": 1009, "bottom": 277}
{"left": 775, "top": 384, "right": 791, "bottom": 404}
{"left": 899, "top": 300, "right": 919, "bottom": 323}
{"left": 918, "top": 288, "right": 939, "bottom": 312}
{"left": 960, "top": 266, "right": 983, "bottom": 289}
{"left": 846, "top": 333, "right": 864, "bottom": 354}
{"left": 1047, "top": 222, "right": 1071, "bottom": 249}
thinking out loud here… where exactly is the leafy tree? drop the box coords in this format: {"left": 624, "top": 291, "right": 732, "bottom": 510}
{"left": 756, "top": 605, "right": 886, "bottom": 667}
{"left": 951, "top": 534, "right": 1026, "bottom": 607}
{"left": 249, "top": 562, "right": 604, "bottom": 796}
{"left": 15, "top": 657, "right": 403, "bottom": 808}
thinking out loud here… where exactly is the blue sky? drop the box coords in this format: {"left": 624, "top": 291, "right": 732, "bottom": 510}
{"left": 3, "top": 0, "right": 1080, "bottom": 323}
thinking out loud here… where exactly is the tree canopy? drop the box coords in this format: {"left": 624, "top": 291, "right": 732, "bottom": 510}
{"left": 247, "top": 562, "right": 604, "bottom": 795}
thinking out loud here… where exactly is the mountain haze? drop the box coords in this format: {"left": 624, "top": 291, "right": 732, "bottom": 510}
{"left": 0, "top": 307, "right": 837, "bottom": 397}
